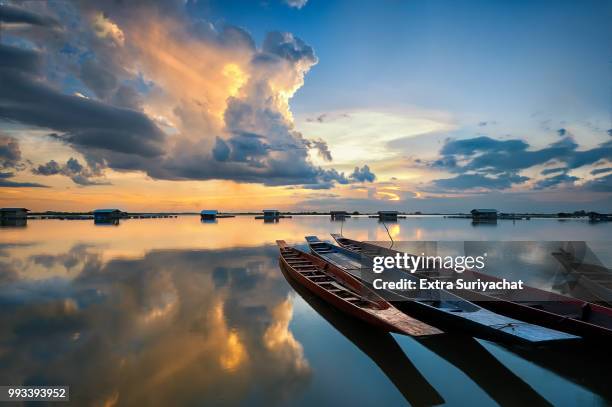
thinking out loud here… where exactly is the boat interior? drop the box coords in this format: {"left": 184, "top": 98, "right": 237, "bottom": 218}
{"left": 279, "top": 246, "right": 380, "bottom": 310}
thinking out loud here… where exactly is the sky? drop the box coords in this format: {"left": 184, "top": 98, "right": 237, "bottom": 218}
{"left": 0, "top": 0, "right": 611, "bottom": 212}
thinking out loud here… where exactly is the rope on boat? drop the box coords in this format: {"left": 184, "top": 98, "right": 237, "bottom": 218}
{"left": 490, "top": 322, "right": 523, "bottom": 330}
{"left": 381, "top": 220, "right": 394, "bottom": 249}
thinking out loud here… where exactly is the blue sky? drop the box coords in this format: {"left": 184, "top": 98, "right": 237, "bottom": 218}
{"left": 0, "top": 0, "right": 610, "bottom": 211}
{"left": 200, "top": 0, "right": 612, "bottom": 121}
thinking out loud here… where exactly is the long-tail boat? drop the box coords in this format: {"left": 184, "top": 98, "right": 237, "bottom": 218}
{"left": 305, "top": 236, "right": 580, "bottom": 345}
{"left": 331, "top": 234, "right": 612, "bottom": 342}
{"left": 276, "top": 240, "right": 442, "bottom": 337}
{"left": 279, "top": 262, "right": 446, "bottom": 406}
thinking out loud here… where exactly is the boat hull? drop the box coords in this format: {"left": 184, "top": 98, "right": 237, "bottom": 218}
{"left": 332, "top": 234, "right": 612, "bottom": 342}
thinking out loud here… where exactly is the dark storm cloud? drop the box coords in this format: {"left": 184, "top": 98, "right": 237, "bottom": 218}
{"left": 33, "top": 157, "right": 108, "bottom": 186}
{"left": 0, "top": 5, "right": 370, "bottom": 190}
{"left": 0, "top": 4, "right": 59, "bottom": 27}
{"left": 429, "top": 136, "right": 611, "bottom": 191}
{"left": 0, "top": 44, "right": 41, "bottom": 73}
{"left": 261, "top": 31, "right": 317, "bottom": 64}
{"left": 349, "top": 165, "right": 376, "bottom": 183}
{"left": 79, "top": 59, "right": 118, "bottom": 100}
{"left": 541, "top": 167, "right": 566, "bottom": 176}
{"left": 0, "top": 135, "right": 46, "bottom": 187}
{"left": 583, "top": 173, "right": 612, "bottom": 192}
{"left": 591, "top": 167, "right": 612, "bottom": 176}
{"left": 0, "top": 172, "right": 47, "bottom": 188}
{"left": 433, "top": 173, "right": 529, "bottom": 190}
{"left": 0, "top": 45, "right": 166, "bottom": 158}
{"left": 533, "top": 173, "right": 579, "bottom": 189}
{"left": 0, "top": 135, "right": 22, "bottom": 169}
{"left": 302, "top": 138, "right": 332, "bottom": 161}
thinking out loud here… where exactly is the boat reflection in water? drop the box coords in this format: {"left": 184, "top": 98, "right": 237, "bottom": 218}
{"left": 281, "top": 264, "right": 556, "bottom": 407}
{"left": 0, "top": 216, "right": 610, "bottom": 406}
{"left": 280, "top": 263, "right": 445, "bottom": 406}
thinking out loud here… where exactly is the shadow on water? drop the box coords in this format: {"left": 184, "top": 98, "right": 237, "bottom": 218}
{"left": 499, "top": 342, "right": 612, "bottom": 403}
{"left": 279, "top": 263, "right": 445, "bottom": 406}
{"left": 280, "top": 259, "right": 612, "bottom": 406}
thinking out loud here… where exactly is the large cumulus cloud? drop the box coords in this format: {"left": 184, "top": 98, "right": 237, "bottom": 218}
{"left": 0, "top": 2, "right": 374, "bottom": 189}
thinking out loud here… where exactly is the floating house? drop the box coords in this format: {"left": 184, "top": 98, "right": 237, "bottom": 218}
{"left": 200, "top": 210, "right": 218, "bottom": 220}
{"left": 0, "top": 207, "right": 29, "bottom": 219}
{"left": 0, "top": 208, "right": 29, "bottom": 226}
{"left": 93, "top": 209, "right": 125, "bottom": 222}
{"left": 263, "top": 209, "right": 280, "bottom": 219}
{"left": 330, "top": 210, "right": 349, "bottom": 220}
{"left": 377, "top": 211, "right": 399, "bottom": 221}
{"left": 471, "top": 209, "right": 498, "bottom": 220}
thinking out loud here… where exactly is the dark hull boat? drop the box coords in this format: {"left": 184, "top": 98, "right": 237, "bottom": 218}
{"left": 306, "top": 236, "right": 579, "bottom": 345}
{"left": 331, "top": 234, "right": 612, "bottom": 342}
{"left": 276, "top": 240, "right": 442, "bottom": 337}
{"left": 552, "top": 246, "right": 612, "bottom": 306}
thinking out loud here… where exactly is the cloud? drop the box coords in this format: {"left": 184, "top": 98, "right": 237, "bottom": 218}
{"left": 303, "top": 137, "right": 332, "bottom": 161}
{"left": 0, "top": 46, "right": 167, "bottom": 158}
{"left": 0, "top": 135, "right": 47, "bottom": 187}
{"left": 0, "top": 3, "right": 370, "bottom": 190}
{"left": 608, "top": 129, "right": 612, "bottom": 137}
{"left": 583, "top": 173, "right": 612, "bottom": 192}
{"left": 0, "top": 135, "right": 22, "bottom": 169}
{"left": 429, "top": 135, "right": 611, "bottom": 191}
{"left": 541, "top": 167, "right": 566, "bottom": 176}
{"left": 33, "top": 157, "right": 108, "bottom": 186}
{"left": 0, "top": 4, "right": 59, "bottom": 27}
{"left": 591, "top": 167, "right": 612, "bottom": 176}
{"left": 433, "top": 173, "right": 529, "bottom": 190}
{"left": 533, "top": 173, "right": 579, "bottom": 189}
{"left": 349, "top": 165, "right": 376, "bottom": 182}
{"left": 0, "top": 172, "right": 47, "bottom": 188}
{"left": 284, "top": 0, "right": 308, "bottom": 9}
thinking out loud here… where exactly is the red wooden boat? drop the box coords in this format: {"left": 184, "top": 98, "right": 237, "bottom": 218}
{"left": 276, "top": 240, "right": 442, "bottom": 337}
{"left": 331, "top": 234, "right": 612, "bottom": 341}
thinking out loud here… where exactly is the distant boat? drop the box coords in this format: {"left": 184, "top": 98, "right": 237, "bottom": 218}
{"left": 276, "top": 240, "right": 442, "bottom": 337}
{"left": 306, "top": 235, "right": 580, "bottom": 345}
{"left": 331, "top": 234, "right": 612, "bottom": 342}
{"left": 552, "top": 247, "right": 612, "bottom": 305}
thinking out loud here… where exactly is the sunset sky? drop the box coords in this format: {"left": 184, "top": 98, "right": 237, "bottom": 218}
{"left": 1, "top": 0, "right": 611, "bottom": 212}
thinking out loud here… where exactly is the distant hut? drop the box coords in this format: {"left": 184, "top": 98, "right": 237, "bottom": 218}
{"left": 378, "top": 211, "right": 398, "bottom": 221}
{"left": 200, "top": 210, "right": 218, "bottom": 220}
{"left": 588, "top": 212, "right": 611, "bottom": 222}
{"left": 0, "top": 208, "right": 29, "bottom": 226}
{"left": 330, "top": 210, "right": 349, "bottom": 220}
{"left": 93, "top": 209, "right": 125, "bottom": 222}
{"left": 471, "top": 209, "right": 498, "bottom": 220}
{"left": 0, "top": 208, "right": 29, "bottom": 219}
{"left": 263, "top": 209, "right": 280, "bottom": 220}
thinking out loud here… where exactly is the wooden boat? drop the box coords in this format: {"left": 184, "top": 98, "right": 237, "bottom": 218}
{"left": 552, "top": 247, "right": 612, "bottom": 305}
{"left": 306, "top": 236, "right": 580, "bottom": 345}
{"left": 279, "top": 263, "right": 446, "bottom": 406}
{"left": 276, "top": 240, "right": 442, "bottom": 337}
{"left": 286, "top": 258, "right": 554, "bottom": 405}
{"left": 331, "top": 234, "right": 612, "bottom": 342}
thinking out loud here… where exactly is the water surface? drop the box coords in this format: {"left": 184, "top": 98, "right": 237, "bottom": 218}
{"left": 0, "top": 216, "right": 610, "bottom": 406}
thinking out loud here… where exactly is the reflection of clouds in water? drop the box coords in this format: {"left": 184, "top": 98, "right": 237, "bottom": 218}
{"left": 0, "top": 245, "right": 310, "bottom": 405}
{"left": 263, "top": 297, "right": 309, "bottom": 373}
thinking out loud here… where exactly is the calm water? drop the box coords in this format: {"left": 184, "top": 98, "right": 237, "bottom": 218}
{"left": 0, "top": 216, "right": 611, "bottom": 406}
